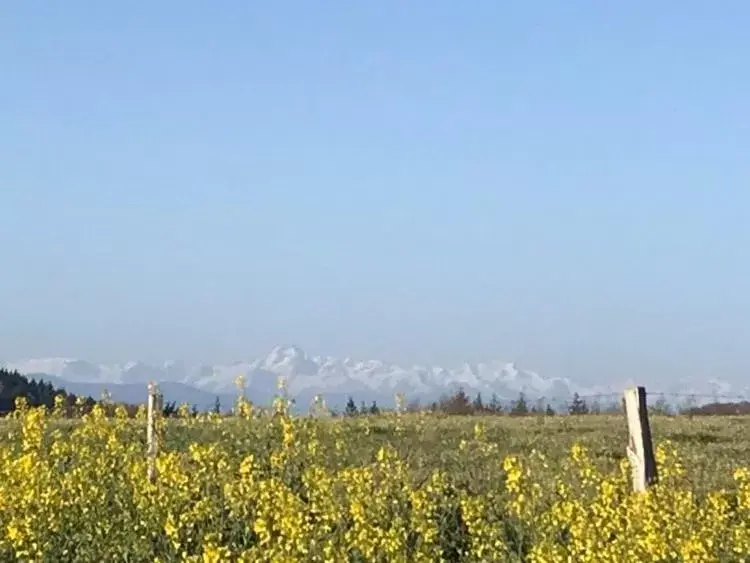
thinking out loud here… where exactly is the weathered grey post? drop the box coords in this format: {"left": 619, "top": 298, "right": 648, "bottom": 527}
{"left": 623, "top": 386, "right": 658, "bottom": 492}
{"left": 147, "top": 381, "right": 163, "bottom": 484}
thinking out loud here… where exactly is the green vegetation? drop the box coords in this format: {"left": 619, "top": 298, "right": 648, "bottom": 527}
{"left": 0, "top": 368, "right": 94, "bottom": 415}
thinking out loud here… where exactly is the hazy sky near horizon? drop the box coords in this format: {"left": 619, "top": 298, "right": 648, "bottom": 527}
{"left": 2, "top": 2, "right": 750, "bottom": 386}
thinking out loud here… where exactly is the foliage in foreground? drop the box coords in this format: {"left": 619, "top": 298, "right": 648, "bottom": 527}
{"left": 3, "top": 396, "right": 750, "bottom": 561}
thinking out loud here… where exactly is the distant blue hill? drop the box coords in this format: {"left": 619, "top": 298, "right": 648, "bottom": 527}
{"left": 26, "top": 373, "right": 238, "bottom": 413}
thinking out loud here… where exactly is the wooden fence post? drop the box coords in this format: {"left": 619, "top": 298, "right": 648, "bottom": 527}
{"left": 623, "top": 386, "right": 658, "bottom": 492}
{"left": 147, "top": 382, "right": 163, "bottom": 484}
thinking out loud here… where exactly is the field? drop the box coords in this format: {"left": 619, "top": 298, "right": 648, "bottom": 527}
{"left": 3, "top": 396, "right": 750, "bottom": 562}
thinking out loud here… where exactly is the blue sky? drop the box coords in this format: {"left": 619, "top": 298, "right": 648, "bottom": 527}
{"left": 2, "top": 2, "right": 750, "bottom": 385}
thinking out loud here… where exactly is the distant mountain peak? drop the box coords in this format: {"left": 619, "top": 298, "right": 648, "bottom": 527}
{"left": 6, "top": 346, "right": 747, "bottom": 411}
{"left": 503, "top": 361, "right": 518, "bottom": 372}
{"left": 271, "top": 344, "right": 305, "bottom": 356}
{"left": 6, "top": 346, "right": 576, "bottom": 406}
{"left": 4, "top": 345, "right": 701, "bottom": 408}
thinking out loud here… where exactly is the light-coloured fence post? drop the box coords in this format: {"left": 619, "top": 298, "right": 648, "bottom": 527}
{"left": 623, "top": 386, "right": 658, "bottom": 492}
{"left": 147, "top": 381, "right": 163, "bottom": 484}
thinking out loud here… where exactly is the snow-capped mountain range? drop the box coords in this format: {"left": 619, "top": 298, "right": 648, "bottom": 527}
{"left": 3, "top": 346, "right": 588, "bottom": 409}
{"left": 2, "top": 346, "right": 746, "bottom": 410}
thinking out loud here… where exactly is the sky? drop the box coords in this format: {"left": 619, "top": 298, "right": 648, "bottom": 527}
{"left": 2, "top": 2, "right": 750, "bottom": 386}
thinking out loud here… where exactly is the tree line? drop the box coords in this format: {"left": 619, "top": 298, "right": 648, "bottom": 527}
{"left": 0, "top": 368, "right": 191, "bottom": 418}
{"left": 0, "top": 368, "right": 96, "bottom": 415}
{"left": 341, "top": 389, "right": 750, "bottom": 417}
{"left": 340, "top": 388, "right": 601, "bottom": 417}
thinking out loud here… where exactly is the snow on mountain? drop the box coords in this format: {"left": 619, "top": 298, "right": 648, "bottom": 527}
{"left": 4, "top": 358, "right": 74, "bottom": 378}
{"left": 3, "top": 345, "right": 590, "bottom": 407}
{"left": 5, "top": 346, "right": 746, "bottom": 409}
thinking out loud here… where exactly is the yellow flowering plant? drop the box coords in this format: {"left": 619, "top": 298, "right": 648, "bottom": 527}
{"left": 0, "top": 405, "right": 749, "bottom": 561}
